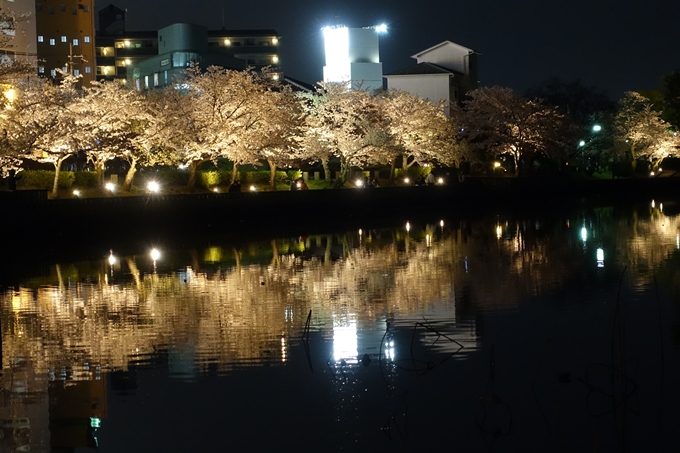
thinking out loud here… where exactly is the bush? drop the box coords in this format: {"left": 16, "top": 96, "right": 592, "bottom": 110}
{"left": 134, "top": 168, "right": 189, "bottom": 187}
{"left": 199, "top": 171, "right": 222, "bottom": 188}
{"left": 19, "top": 170, "right": 74, "bottom": 189}
{"left": 241, "top": 171, "right": 273, "bottom": 185}
{"left": 73, "top": 171, "right": 98, "bottom": 188}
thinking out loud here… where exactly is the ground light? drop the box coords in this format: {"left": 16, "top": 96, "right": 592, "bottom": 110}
{"left": 73, "top": 190, "right": 81, "bottom": 197}
{"left": 437, "top": 178, "right": 444, "bottom": 184}
{"left": 355, "top": 179, "right": 364, "bottom": 188}
{"left": 249, "top": 185, "right": 256, "bottom": 191}
{"left": 213, "top": 188, "right": 219, "bottom": 193}
{"left": 105, "top": 183, "right": 116, "bottom": 193}
{"left": 403, "top": 177, "right": 410, "bottom": 184}
{"left": 147, "top": 181, "right": 160, "bottom": 193}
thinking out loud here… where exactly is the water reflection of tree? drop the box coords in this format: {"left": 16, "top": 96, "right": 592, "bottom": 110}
{"left": 2, "top": 209, "right": 680, "bottom": 375}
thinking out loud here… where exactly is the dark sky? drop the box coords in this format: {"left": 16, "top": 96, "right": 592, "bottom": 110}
{"left": 113, "top": 0, "right": 680, "bottom": 99}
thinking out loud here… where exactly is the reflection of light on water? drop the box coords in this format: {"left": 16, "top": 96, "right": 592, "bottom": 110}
{"left": 384, "top": 339, "right": 396, "bottom": 361}
{"left": 597, "top": 248, "right": 604, "bottom": 268}
{"left": 581, "top": 227, "right": 587, "bottom": 242}
{"left": 496, "top": 225, "right": 502, "bottom": 239}
{"left": 333, "top": 318, "right": 358, "bottom": 363}
{"left": 651, "top": 200, "right": 655, "bottom": 209}
{"left": 426, "top": 234, "right": 431, "bottom": 247}
{"left": 281, "top": 337, "right": 287, "bottom": 363}
{"left": 677, "top": 234, "right": 679, "bottom": 249}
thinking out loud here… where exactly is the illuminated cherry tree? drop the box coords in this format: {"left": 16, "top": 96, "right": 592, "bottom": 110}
{"left": 161, "top": 66, "right": 278, "bottom": 188}
{"left": 380, "top": 90, "right": 461, "bottom": 178}
{"left": 460, "top": 86, "right": 569, "bottom": 174}
{"left": 615, "top": 91, "right": 679, "bottom": 160}
{"left": 301, "top": 83, "right": 389, "bottom": 184}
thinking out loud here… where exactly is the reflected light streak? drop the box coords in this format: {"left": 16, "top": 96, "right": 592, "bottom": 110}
{"left": 581, "top": 227, "right": 587, "bottom": 242}
{"left": 496, "top": 225, "right": 502, "bottom": 239}
{"left": 333, "top": 319, "right": 358, "bottom": 363}
{"left": 597, "top": 248, "right": 604, "bottom": 267}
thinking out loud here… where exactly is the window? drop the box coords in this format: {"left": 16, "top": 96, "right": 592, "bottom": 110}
{"left": 37, "top": 35, "right": 43, "bottom": 42}
{"left": 85, "top": 66, "right": 91, "bottom": 74}
{"left": 259, "top": 41, "right": 269, "bottom": 46}
{"left": 72, "top": 38, "right": 78, "bottom": 46}
{"left": 164, "top": 70, "right": 168, "bottom": 84}
{"left": 36, "top": 4, "right": 42, "bottom": 11}
{"left": 153, "top": 73, "right": 159, "bottom": 86}
{"left": 244, "top": 39, "right": 254, "bottom": 46}
{"left": 144, "top": 75, "right": 149, "bottom": 89}
{"left": 38, "top": 65, "right": 44, "bottom": 73}
{"left": 84, "top": 36, "right": 90, "bottom": 43}
{"left": 79, "top": 4, "right": 89, "bottom": 12}
{"left": 50, "top": 69, "right": 56, "bottom": 77}
{"left": 73, "top": 69, "right": 80, "bottom": 76}
{"left": 62, "top": 66, "right": 67, "bottom": 72}
{"left": 49, "top": 38, "right": 55, "bottom": 46}
{"left": 72, "top": 8, "right": 77, "bottom": 14}
{"left": 48, "top": 7, "right": 54, "bottom": 14}
{"left": 59, "top": 4, "right": 65, "bottom": 11}
{"left": 61, "top": 36, "right": 66, "bottom": 43}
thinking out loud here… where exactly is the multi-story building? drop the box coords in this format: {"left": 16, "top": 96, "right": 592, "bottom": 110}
{"left": 35, "top": 0, "right": 96, "bottom": 84}
{"left": 322, "top": 25, "right": 385, "bottom": 91}
{"left": 384, "top": 41, "right": 480, "bottom": 116}
{"left": 0, "top": 0, "right": 37, "bottom": 70}
{"left": 95, "top": 5, "right": 281, "bottom": 86}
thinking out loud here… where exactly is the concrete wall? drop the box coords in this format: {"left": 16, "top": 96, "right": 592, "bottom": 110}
{"left": 158, "top": 23, "right": 208, "bottom": 54}
{"left": 385, "top": 74, "right": 452, "bottom": 114}
{"left": 415, "top": 43, "right": 471, "bottom": 75}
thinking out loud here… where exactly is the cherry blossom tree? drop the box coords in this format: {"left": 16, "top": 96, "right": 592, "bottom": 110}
{"left": 615, "top": 91, "right": 679, "bottom": 161}
{"left": 459, "top": 86, "right": 569, "bottom": 174}
{"left": 379, "top": 90, "right": 461, "bottom": 180}
{"left": 301, "top": 83, "right": 389, "bottom": 184}
{"left": 161, "top": 66, "right": 275, "bottom": 189}
{"left": 4, "top": 74, "right": 83, "bottom": 195}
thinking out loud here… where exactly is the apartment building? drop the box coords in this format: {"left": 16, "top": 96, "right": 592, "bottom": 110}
{"left": 35, "top": 0, "right": 96, "bottom": 84}
{"left": 96, "top": 5, "right": 281, "bottom": 86}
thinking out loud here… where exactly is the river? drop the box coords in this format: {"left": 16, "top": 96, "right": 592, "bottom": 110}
{"left": 1, "top": 198, "right": 679, "bottom": 452}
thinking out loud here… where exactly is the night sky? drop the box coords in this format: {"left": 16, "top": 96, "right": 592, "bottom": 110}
{"left": 112, "top": 0, "right": 679, "bottom": 99}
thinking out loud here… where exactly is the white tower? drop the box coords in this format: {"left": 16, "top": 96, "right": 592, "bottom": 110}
{"left": 322, "top": 25, "right": 385, "bottom": 91}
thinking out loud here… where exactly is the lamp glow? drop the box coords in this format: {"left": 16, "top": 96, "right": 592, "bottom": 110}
{"left": 150, "top": 248, "right": 161, "bottom": 261}
{"left": 437, "top": 177, "right": 444, "bottom": 184}
{"left": 592, "top": 124, "right": 602, "bottom": 132}
{"left": 105, "top": 182, "right": 116, "bottom": 192}
{"left": 147, "top": 181, "right": 160, "bottom": 193}
{"left": 249, "top": 185, "right": 256, "bottom": 191}
{"left": 579, "top": 140, "right": 586, "bottom": 147}
{"left": 375, "top": 23, "right": 388, "bottom": 33}
{"left": 355, "top": 179, "right": 364, "bottom": 187}
{"left": 73, "top": 189, "right": 81, "bottom": 197}
{"left": 403, "top": 177, "right": 410, "bottom": 184}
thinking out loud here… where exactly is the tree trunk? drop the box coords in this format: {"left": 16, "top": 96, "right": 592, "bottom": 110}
{"left": 339, "top": 158, "right": 350, "bottom": 184}
{"left": 230, "top": 163, "right": 239, "bottom": 184}
{"left": 267, "top": 159, "right": 277, "bottom": 190}
{"left": 96, "top": 162, "right": 106, "bottom": 188}
{"left": 321, "top": 158, "right": 330, "bottom": 182}
{"left": 389, "top": 157, "right": 398, "bottom": 184}
{"left": 51, "top": 158, "right": 65, "bottom": 197}
{"left": 123, "top": 158, "right": 138, "bottom": 191}
{"left": 186, "top": 159, "right": 208, "bottom": 188}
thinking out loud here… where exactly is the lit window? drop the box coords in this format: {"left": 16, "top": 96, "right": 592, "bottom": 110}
{"left": 224, "top": 39, "right": 230, "bottom": 46}
{"left": 59, "top": 4, "right": 65, "bottom": 12}
{"left": 38, "top": 65, "right": 45, "bottom": 73}
{"left": 62, "top": 66, "right": 67, "bottom": 72}
{"left": 61, "top": 36, "right": 66, "bottom": 43}
{"left": 84, "top": 36, "right": 90, "bottom": 43}
{"left": 73, "top": 69, "right": 80, "bottom": 76}
{"left": 153, "top": 73, "right": 159, "bottom": 86}
{"left": 37, "top": 35, "right": 43, "bottom": 42}
{"left": 272, "top": 55, "right": 279, "bottom": 63}
{"left": 49, "top": 38, "right": 55, "bottom": 46}
{"left": 144, "top": 75, "right": 148, "bottom": 89}
{"left": 50, "top": 69, "right": 56, "bottom": 77}
{"left": 272, "top": 37, "right": 278, "bottom": 45}
{"left": 72, "top": 38, "right": 78, "bottom": 46}
{"left": 85, "top": 66, "right": 91, "bottom": 74}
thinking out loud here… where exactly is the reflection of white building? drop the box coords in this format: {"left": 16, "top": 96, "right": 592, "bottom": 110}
{"left": 384, "top": 41, "right": 479, "bottom": 116}
{"left": 322, "top": 25, "right": 383, "bottom": 91}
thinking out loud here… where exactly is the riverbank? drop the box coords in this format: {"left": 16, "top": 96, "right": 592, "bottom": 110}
{"left": 1, "top": 176, "right": 679, "bottom": 242}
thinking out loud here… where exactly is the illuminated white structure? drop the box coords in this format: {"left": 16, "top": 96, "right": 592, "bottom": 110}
{"left": 384, "top": 41, "right": 479, "bottom": 116}
{"left": 322, "top": 25, "right": 384, "bottom": 91}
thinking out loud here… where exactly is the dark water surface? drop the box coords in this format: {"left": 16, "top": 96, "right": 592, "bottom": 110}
{"left": 2, "top": 200, "right": 680, "bottom": 452}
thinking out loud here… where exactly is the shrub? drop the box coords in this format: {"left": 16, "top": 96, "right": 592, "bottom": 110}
{"left": 199, "top": 171, "right": 221, "bottom": 188}
{"left": 73, "top": 171, "right": 98, "bottom": 188}
{"left": 241, "top": 171, "right": 272, "bottom": 185}
{"left": 19, "top": 170, "right": 74, "bottom": 189}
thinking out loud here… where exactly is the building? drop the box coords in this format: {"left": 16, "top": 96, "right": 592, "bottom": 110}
{"left": 322, "top": 25, "right": 385, "bottom": 91}
{"left": 383, "top": 41, "right": 480, "bottom": 115}
{"left": 35, "top": 0, "right": 96, "bottom": 84}
{"left": 95, "top": 5, "right": 281, "bottom": 86}
{"left": 0, "top": 0, "right": 37, "bottom": 70}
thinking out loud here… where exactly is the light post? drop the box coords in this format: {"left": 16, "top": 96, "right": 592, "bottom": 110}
{"left": 592, "top": 124, "right": 602, "bottom": 173}
{"left": 493, "top": 161, "right": 501, "bottom": 177}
